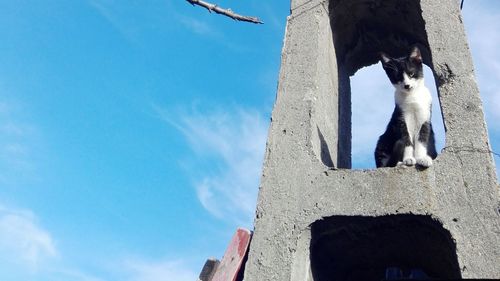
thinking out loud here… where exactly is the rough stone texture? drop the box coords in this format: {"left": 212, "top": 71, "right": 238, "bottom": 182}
{"left": 243, "top": 0, "right": 500, "bottom": 280}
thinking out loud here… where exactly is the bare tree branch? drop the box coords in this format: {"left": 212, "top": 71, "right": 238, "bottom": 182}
{"left": 186, "top": 0, "right": 263, "bottom": 24}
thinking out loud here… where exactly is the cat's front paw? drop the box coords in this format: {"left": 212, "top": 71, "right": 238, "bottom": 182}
{"left": 402, "top": 157, "right": 416, "bottom": 166}
{"left": 416, "top": 156, "right": 433, "bottom": 168}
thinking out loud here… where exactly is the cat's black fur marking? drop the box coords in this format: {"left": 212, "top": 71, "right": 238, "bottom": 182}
{"left": 382, "top": 55, "right": 423, "bottom": 84}
{"left": 375, "top": 108, "right": 437, "bottom": 167}
{"left": 375, "top": 47, "right": 437, "bottom": 168}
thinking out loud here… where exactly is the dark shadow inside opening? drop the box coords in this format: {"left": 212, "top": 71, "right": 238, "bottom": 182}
{"left": 310, "top": 215, "right": 461, "bottom": 281}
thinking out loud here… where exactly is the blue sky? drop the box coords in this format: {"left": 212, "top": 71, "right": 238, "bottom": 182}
{"left": 0, "top": 1, "right": 498, "bottom": 281}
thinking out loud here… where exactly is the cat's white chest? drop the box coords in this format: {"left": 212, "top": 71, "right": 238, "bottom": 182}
{"left": 396, "top": 86, "right": 431, "bottom": 143}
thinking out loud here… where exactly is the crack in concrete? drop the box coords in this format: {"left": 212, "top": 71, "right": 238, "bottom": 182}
{"left": 443, "top": 146, "right": 500, "bottom": 158}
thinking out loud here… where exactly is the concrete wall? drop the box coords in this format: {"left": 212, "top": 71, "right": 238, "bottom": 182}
{"left": 244, "top": 0, "right": 500, "bottom": 280}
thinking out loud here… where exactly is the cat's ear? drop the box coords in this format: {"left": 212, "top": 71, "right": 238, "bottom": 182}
{"left": 409, "top": 46, "right": 423, "bottom": 64}
{"left": 380, "top": 52, "right": 391, "bottom": 64}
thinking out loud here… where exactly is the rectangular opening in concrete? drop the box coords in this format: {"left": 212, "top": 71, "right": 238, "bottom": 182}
{"left": 309, "top": 215, "right": 461, "bottom": 281}
{"left": 326, "top": 0, "right": 446, "bottom": 169}
{"left": 350, "top": 62, "right": 445, "bottom": 169}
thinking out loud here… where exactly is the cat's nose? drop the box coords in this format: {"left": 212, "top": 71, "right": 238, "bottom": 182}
{"left": 404, "top": 84, "right": 411, "bottom": 90}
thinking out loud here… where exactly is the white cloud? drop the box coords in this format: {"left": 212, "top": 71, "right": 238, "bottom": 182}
{"left": 88, "top": 0, "right": 173, "bottom": 43}
{"left": 89, "top": 0, "right": 136, "bottom": 41}
{"left": 0, "top": 100, "right": 37, "bottom": 184}
{"left": 0, "top": 204, "right": 193, "bottom": 281}
{"left": 0, "top": 204, "right": 112, "bottom": 281}
{"left": 177, "top": 15, "right": 221, "bottom": 37}
{"left": 155, "top": 105, "right": 268, "bottom": 226}
{"left": 121, "top": 258, "right": 197, "bottom": 281}
{"left": 0, "top": 205, "right": 58, "bottom": 270}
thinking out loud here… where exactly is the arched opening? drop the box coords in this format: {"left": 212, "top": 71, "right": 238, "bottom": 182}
{"left": 309, "top": 215, "right": 461, "bottom": 281}
{"left": 327, "top": 0, "right": 446, "bottom": 169}
{"left": 350, "top": 63, "right": 445, "bottom": 169}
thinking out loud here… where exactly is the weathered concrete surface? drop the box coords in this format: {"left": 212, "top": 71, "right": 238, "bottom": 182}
{"left": 243, "top": 0, "right": 500, "bottom": 280}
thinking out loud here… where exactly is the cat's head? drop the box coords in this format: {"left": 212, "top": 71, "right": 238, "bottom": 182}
{"left": 380, "top": 46, "right": 424, "bottom": 92}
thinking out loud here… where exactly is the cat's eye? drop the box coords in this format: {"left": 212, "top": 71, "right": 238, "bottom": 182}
{"left": 408, "top": 72, "right": 415, "bottom": 78}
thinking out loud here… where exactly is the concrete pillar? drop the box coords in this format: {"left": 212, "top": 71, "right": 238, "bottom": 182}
{"left": 244, "top": 0, "right": 500, "bottom": 280}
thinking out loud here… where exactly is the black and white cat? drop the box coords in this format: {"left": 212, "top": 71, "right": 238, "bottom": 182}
{"left": 375, "top": 46, "right": 437, "bottom": 168}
